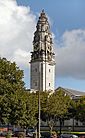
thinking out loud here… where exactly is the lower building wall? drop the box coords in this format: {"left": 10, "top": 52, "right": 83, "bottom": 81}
{"left": 41, "top": 119, "right": 85, "bottom": 131}
{"left": 40, "top": 125, "right": 85, "bottom": 132}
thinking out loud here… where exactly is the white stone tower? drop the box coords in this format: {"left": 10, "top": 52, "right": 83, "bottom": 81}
{"left": 30, "top": 10, "right": 55, "bottom": 91}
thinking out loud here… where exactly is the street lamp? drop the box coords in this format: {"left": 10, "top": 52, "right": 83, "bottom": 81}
{"left": 36, "top": 91, "right": 41, "bottom": 138}
{"left": 37, "top": 62, "right": 41, "bottom": 138}
{"left": 45, "top": 35, "right": 47, "bottom": 92}
{"left": 38, "top": 90, "right": 41, "bottom": 138}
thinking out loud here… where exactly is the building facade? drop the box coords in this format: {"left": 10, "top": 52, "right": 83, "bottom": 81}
{"left": 30, "top": 10, "right": 55, "bottom": 91}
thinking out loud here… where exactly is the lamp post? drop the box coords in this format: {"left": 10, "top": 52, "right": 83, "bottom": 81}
{"left": 37, "top": 62, "right": 41, "bottom": 138}
{"left": 36, "top": 92, "right": 41, "bottom": 138}
{"left": 38, "top": 90, "right": 41, "bottom": 138}
{"left": 45, "top": 36, "right": 47, "bottom": 92}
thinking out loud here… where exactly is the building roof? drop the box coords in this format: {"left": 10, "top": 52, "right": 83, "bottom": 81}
{"left": 56, "top": 87, "right": 85, "bottom": 100}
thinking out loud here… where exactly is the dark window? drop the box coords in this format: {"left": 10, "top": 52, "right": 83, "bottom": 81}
{"left": 49, "top": 83, "right": 50, "bottom": 86}
{"left": 35, "top": 68, "right": 37, "bottom": 72}
{"left": 35, "top": 82, "right": 37, "bottom": 86}
{"left": 49, "top": 69, "right": 50, "bottom": 72}
{"left": 61, "top": 120, "right": 64, "bottom": 126}
{"left": 75, "top": 121, "right": 78, "bottom": 126}
{"left": 83, "top": 122, "right": 85, "bottom": 126}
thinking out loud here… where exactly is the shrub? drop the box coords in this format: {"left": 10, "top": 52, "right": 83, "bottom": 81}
{"left": 18, "top": 132, "right": 25, "bottom": 138}
{"left": 51, "top": 131, "right": 57, "bottom": 138}
{"left": 6, "top": 131, "right": 12, "bottom": 138}
{"left": 51, "top": 131, "right": 57, "bottom": 135}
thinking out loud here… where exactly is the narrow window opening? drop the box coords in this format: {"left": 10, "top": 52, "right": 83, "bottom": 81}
{"left": 35, "top": 82, "right": 37, "bottom": 86}
{"left": 35, "top": 68, "right": 37, "bottom": 72}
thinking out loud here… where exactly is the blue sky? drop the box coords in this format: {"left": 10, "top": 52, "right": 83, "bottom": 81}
{"left": 0, "top": 0, "right": 85, "bottom": 91}
{"left": 17, "top": 0, "right": 85, "bottom": 35}
{"left": 17, "top": 0, "right": 85, "bottom": 91}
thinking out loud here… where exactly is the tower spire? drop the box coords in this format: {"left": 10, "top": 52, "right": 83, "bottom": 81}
{"left": 40, "top": 9, "right": 46, "bottom": 18}
{"left": 42, "top": 9, "right": 44, "bottom": 12}
{"left": 30, "top": 10, "right": 55, "bottom": 91}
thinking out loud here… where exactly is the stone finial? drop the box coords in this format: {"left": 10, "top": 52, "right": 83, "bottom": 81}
{"left": 42, "top": 9, "right": 44, "bottom": 13}
{"left": 40, "top": 9, "right": 46, "bottom": 17}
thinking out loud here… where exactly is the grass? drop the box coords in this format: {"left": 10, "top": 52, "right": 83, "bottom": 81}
{"left": 59, "top": 131, "right": 85, "bottom": 135}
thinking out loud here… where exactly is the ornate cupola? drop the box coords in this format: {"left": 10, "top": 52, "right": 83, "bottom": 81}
{"left": 30, "top": 10, "right": 55, "bottom": 91}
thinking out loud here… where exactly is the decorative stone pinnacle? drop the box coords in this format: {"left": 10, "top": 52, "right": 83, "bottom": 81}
{"left": 42, "top": 9, "right": 44, "bottom": 13}
{"left": 39, "top": 9, "right": 47, "bottom": 23}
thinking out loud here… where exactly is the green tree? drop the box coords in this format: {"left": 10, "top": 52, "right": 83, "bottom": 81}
{"left": 76, "top": 96, "right": 85, "bottom": 123}
{"left": 46, "top": 89, "right": 71, "bottom": 133}
{"left": 0, "top": 57, "right": 25, "bottom": 124}
{"left": 39, "top": 91, "right": 49, "bottom": 120}
{"left": 0, "top": 57, "right": 25, "bottom": 96}
{"left": 8, "top": 91, "right": 38, "bottom": 128}
{"left": 67, "top": 100, "right": 78, "bottom": 131}
{"left": 0, "top": 58, "right": 38, "bottom": 127}
{"left": 24, "top": 92, "right": 38, "bottom": 128}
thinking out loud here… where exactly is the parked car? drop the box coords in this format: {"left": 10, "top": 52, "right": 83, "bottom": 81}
{"left": 0, "top": 131, "right": 7, "bottom": 136}
{"left": 40, "top": 131, "right": 50, "bottom": 138}
{"left": 26, "top": 128, "right": 36, "bottom": 137}
{"left": 60, "top": 134, "right": 78, "bottom": 138}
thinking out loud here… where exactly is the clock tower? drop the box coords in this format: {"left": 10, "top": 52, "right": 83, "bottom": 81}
{"left": 30, "top": 10, "right": 55, "bottom": 91}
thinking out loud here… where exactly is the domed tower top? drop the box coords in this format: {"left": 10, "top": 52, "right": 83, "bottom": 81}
{"left": 35, "top": 9, "right": 50, "bottom": 33}
{"left": 31, "top": 10, "right": 55, "bottom": 63}
{"left": 38, "top": 9, "right": 48, "bottom": 22}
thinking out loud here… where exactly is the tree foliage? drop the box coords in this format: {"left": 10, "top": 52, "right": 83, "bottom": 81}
{"left": 1, "top": 57, "right": 84, "bottom": 129}
{"left": 75, "top": 96, "right": 85, "bottom": 122}
{"left": 44, "top": 89, "right": 72, "bottom": 132}
{"left": 0, "top": 57, "right": 25, "bottom": 96}
{"left": 0, "top": 57, "right": 38, "bottom": 127}
{"left": 47, "top": 89, "right": 71, "bottom": 118}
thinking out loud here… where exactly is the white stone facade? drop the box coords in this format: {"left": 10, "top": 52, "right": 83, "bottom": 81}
{"left": 30, "top": 61, "right": 55, "bottom": 91}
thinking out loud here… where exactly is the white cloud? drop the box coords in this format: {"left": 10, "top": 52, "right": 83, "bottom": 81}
{"left": 0, "top": 0, "right": 85, "bottom": 85}
{"left": 13, "top": 49, "right": 30, "bottom": 67}
{"left": 0, "top": 0, "right": 36, "bottom": 67}
{"left": 56, "top": 29, "right": 85, "bottom": 79}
